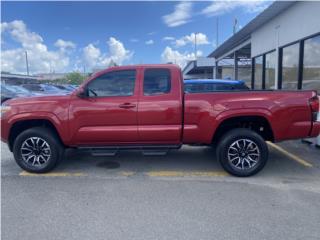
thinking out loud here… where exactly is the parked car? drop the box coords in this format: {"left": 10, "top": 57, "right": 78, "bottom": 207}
{"left": 53, "top": 84, "right": 76, "bottom": 93}
{"left": 22, "top": 84, "right": 69, "bottom": 95}
{"left": 184, "top": 79, "right": 249, "bottom": 93}
{"left": 1, "top": 85, "right": 17, "bottom": 104}
{"left": 3, "top": 85, "right": 35, "bottom": 97}
{"left": 1, "top": 64, "right": 319, "bottom": 176}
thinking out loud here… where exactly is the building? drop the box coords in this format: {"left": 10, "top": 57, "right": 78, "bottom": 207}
{"left": 36, "top": 73, "right": 68, "bottom": 81}
{"left": 0, "top": 72, "right": 41, "bottom": 85}
{"left": 183, "top": 57, "right": 215, "bottom": 79}
{"left": 208, "top": 1, "right": 320, "bottom": 91}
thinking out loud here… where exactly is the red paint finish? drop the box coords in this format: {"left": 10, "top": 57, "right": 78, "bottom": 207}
{"left": 183, "top": 90, "right": 317, "bottom": 144}
{"left": 1, "top": 64, "right": 319, "bottom": 149}
{"left": 137, "top": 66, "right": 183, "bottom": 144}
{"left": 68, "top": 67, "right": 140, "bottom": 145}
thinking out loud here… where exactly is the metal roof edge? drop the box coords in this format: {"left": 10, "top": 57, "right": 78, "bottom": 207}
{"left": 208, "top": 1, "right": 296, "bottom": 58}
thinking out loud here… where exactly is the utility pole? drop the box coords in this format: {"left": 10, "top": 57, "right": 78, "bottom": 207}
{"left": 233, "top": 17, "right": 238, "bottom": 35}
{"left": 25, "top": 51, "right": 29, "bottom": 75}
{"left": 216, "top": 17, "right": 219, "bottom": 48}
{"left": 194, "top": 33, "right": 198, "bottom": 60}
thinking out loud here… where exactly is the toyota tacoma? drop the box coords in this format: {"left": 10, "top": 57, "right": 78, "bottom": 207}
{"left": 1, "top": 64, "right": 319, "bottom": 176}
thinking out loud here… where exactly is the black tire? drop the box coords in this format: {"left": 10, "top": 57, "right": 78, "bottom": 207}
{"left": 216, "top": 128, "right": 268, "bottom": 177}
{"left": 13, "top": 127, "right": 64, "bottom": 173}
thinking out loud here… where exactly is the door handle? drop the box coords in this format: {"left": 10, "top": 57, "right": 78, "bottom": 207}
{"left": 119, "top": 103, "right": 136, "bottom": 109}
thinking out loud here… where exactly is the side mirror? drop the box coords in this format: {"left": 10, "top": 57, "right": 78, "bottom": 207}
{"left": 76, "top": 87, "right": 88, "bottom": 98}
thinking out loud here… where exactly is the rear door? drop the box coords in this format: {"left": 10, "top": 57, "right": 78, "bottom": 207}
{"left": 137, "top": 67, "right": 183, "bottom": 144}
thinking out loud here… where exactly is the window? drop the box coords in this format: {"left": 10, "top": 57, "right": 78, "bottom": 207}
{"left": 265, "top": 51, "right": 276, "bottom": 89}
{"left": 87, "top": 70, "right": 136, "bottom": 97}
{"left": 281, "top": 42, "right": 299, "bottom": 90}
{"left": 143, "top": 69, "right": 171, "bottom": 95}
{"left": 238, "top": 66, "right": 252, "bottom": 89}
{"left": 303, "top": 35, "right": 320, "bottom": 92}
{"left": 254, "top": 56, "right": 263, "bottom": 89}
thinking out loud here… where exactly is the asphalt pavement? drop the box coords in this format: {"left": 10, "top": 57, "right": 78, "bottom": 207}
{"left": 1, "top": 140, "right": 320, "bottom": 240}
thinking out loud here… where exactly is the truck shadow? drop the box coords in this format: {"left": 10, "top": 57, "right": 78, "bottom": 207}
{"left": 55, "top": 144, "right": 319, "bottom": 180}
{"left": 58, "top": 145, "right": 223, "bottom": 173}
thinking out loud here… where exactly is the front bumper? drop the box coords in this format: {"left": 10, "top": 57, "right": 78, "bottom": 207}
{"left": 1, "top": 117, "right": 10, "bottom": 143}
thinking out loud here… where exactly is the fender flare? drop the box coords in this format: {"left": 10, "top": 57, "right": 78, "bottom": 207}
{"left": 7, "top": 111, "right": 68, "bottom": 145}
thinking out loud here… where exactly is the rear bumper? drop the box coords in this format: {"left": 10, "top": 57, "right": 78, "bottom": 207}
{"left": 310, "top": 121, "right": 320, "bottom": 138}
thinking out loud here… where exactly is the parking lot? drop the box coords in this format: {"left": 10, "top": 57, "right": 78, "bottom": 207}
{"left": 1, "top": 140, "right": 320, "bottom": 240}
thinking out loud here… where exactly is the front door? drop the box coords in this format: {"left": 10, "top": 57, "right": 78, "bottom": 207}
{"left": 69, "top": 69, "right": 139, "bottom": 145}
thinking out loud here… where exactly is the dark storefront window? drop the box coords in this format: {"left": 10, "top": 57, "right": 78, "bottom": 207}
{"left": 303, "top": 35, "right": 320, "bottom": 92}
{"left": 281, "top": 43, "right": 299, "bottom": 90}
{"left": 254, "top": 56, "right": 263, "bottom": 89}
{"left": 265, "top": 51, "right": 276, "bottom": 89}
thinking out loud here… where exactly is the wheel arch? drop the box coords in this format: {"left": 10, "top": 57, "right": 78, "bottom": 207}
{"left": 8, "top": 118, "right": 65, "bottom": 152}
{"left": 212, "top": 114, "right": 274, "bottom": 145}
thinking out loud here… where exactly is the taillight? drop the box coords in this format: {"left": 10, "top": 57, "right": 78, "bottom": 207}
{"left": 309, "top": 95, "right": 319, "bottom": 113}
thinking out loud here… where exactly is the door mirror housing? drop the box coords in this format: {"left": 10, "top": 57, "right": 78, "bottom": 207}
{"left": 76, "top": 87, "right": 88, "bottom": 98}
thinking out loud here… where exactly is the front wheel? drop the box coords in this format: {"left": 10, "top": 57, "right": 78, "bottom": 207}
{"left": 216, "top": 128, "right": 268, "bottom": 177}
{"left": 13, "top": 127, "right": 64, "bottom": 173}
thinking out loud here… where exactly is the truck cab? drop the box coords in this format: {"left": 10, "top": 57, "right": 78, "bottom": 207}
{"left": 70, "top": 65, "right": 183, "bottom": 145}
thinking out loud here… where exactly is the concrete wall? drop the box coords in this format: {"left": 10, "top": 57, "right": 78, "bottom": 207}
{"left": 196, "top": 57, "right": 215, "bottom": 67}
{"left": 251, "top": 1, "right": 320, "bottom": 57}
{"left": 183, "top": 73, "right": 213, "bottom": 80}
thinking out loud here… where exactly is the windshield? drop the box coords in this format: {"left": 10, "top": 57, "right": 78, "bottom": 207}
{"left": 1, "top": 86, "right": 14, "bottom": 94}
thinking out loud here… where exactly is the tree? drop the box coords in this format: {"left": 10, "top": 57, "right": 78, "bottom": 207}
{"left": 65, "top": 72, "right": 86, "bottom": 85}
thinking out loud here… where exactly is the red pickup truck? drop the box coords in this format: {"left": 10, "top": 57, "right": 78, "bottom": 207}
{"left": 1, "top": 64, "right": 319, "bottom": 176}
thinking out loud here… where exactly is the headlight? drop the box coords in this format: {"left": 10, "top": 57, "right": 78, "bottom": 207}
{"left": 0, "top": 105, "right": 11, "bottom": 117}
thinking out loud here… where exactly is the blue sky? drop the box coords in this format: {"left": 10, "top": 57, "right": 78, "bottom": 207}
{"left": 1, "top": 1, "right": 272, "bottom": 74}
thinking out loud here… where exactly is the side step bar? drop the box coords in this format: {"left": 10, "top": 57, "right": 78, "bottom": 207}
{"left": 78, "top": 144, "right": 181, "bottom": 157}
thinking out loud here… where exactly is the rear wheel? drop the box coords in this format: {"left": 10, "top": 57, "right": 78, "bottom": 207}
{"left": 216, "top": 128, "right": 268, "bottom": 177}
{"left": 13, "top": 127, "right": 63, "bottom": 173}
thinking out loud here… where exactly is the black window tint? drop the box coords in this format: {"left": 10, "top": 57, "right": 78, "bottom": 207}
{"left": 144, "top": 69, "right": 171, "bottom": 95}
{"left": 87, "top": 70, "right": 136, "bottom": 97}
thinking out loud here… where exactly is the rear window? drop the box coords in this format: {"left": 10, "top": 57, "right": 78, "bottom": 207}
{"left": 143, "top": 69, "right": 171, "bottom": 95}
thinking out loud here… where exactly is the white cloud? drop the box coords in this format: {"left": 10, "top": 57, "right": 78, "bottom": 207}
{"left": 1, "top": 20, "right": 72, "bottom": 74}
{"left": 175, "top": 32, "right": 210, "bottom": 47}
{"left": 83, "top": 44, "right": 101, "bottom": 66}
{"left": 54, "top": 39, "right": 76, "bottom": 52}
{"left": 145, "top": 39, "right": 154, "bottom": 45}
{"left": 162, "top": 2, "right": 192, "bottom": 27}
{"left": 130, "top": 38, "right": 139, "bottom": 43}
{"left": 82, "top": 37, "right": 133, "bottom": 70}
{"left": 161, "top": 46, "right": 202, "bottom": 68}
{"left": 108, "top": 37, "right": 133, "bottom": 63}
{"left": 163, "top": 36, "right": 175, "bottom": 41}
{"left": 202, "top": 0, "right": 269, "bottom": 17}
